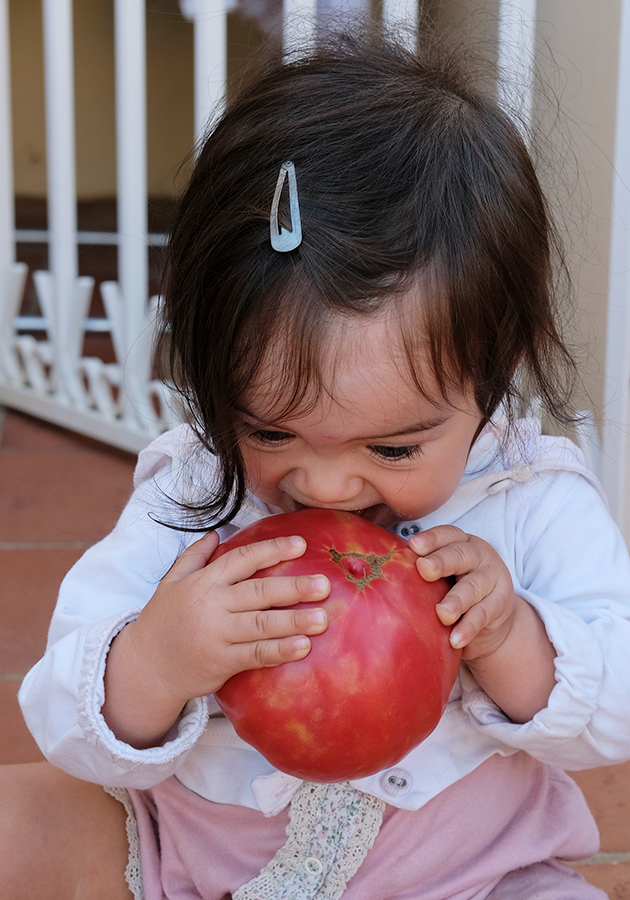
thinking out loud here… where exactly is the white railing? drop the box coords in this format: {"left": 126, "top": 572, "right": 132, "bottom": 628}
{"left": 0, "top": 0, "right": 175, "bottom": 452}
{"left": 0, "top": 0, "right": 626, "bottom": 537}
{"left": 602, "top": 0, "right": 630, "bottom": 545}
{"left": 0, "top": 0, "right": 297, "bottom": 453}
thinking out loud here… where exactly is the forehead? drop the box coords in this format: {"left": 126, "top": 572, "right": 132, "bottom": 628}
{"left": 244, "top": 310, "right": 444, "bottom": 425}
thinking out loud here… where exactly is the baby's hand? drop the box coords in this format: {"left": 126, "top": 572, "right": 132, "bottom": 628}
{"left": 103, "top": 531, "right": 329, "bottom": 747}
{"left": 409, "top": 526, "right": 516, "bottom": 661}
{"left": 409, "top": 525, "right": 556, "bottom": 723}
{"left": 138, "top": 531, "right": 331, "bottom": 697}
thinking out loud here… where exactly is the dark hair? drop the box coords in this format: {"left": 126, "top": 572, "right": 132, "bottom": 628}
{"left": 157, "top": 28, "right": 577, "bottom": 528}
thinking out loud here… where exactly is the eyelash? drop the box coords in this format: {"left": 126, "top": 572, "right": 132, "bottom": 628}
{"left": 249, "top": 429, "right": 293, "bottom": 445}
{"left": 249, "top": 430, "right": 423, "bottom": 462}
{"left": 368, "top": 444, "right": 423, "bottom": 462}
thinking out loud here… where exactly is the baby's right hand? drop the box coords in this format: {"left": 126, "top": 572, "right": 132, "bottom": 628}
{"left": 102, "top": 531, "right": 329, "bottom": 748}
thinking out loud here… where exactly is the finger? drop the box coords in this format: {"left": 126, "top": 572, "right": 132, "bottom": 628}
{"left": 434, "top": 567, "right": 499, "bottom": 625}
{"left": 415, "top": 539, "right": 482, "bottom": 582}
{"left": 210, "top": 535, "right": 308, "bottom": 584}
{"left": 227, "top": 635, "right": 314, "bottom": 674}
{"left": 448, "top": 597, "right": 503, "bottom": 650}
{"left": 442, "top": 579, "right": 514, "bottom": 650}
{"left": 230, "top": 605, "right": 329, "bottom": 644}
{"left": 163, "top": 532, "right": 220, "bottom": 581}
{"left": 233, "top": 574, "right": 330, "bottom": 612}
{"left": 408, "top": 526, "right": 468, "bottom": 557}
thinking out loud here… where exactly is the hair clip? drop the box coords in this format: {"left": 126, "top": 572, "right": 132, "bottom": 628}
{"left": 270, "top": 161, "right": 302, "bottom": 252}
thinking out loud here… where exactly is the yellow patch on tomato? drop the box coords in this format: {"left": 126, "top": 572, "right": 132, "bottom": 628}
{"left": 284, "top": 720, "right": 314, "bottom": 747}
{"left": 335, "top": 653, "right": 361, "bottom": 695}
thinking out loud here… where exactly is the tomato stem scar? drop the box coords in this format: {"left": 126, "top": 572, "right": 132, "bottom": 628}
{"left": 328, "top": 548, "right": 396, "bottom": 591}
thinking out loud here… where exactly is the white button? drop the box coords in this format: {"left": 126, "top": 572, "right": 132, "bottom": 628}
{"left": 380, "top": 767, "right": 412, "bottom": 796}
{"left": 400, "top": 524, "right": 421, "bottom": 537}
{"left": 304, "top": 857, "right": 324, "bottom": 876}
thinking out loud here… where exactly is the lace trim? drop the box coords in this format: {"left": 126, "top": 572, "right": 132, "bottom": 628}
{"left": 76, "top": 605, "right": 210, "bottom": 765}
{"left": 77, "top": 611, "right": 140, "bottom": 747}
{"left": 104, "top": 786, "right": 145, "bottom": 900}
{"left": 234, "top": 782, "right": 385, "bottom": 900}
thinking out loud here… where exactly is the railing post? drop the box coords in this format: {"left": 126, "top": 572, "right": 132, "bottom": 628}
{"left": 382, "top": 0, "right": 418, "bottom": 50}
{"left": 42, "top": 0, "right": 78, "bottom": 298}
{"left": 602, "top": 0, "right": 630, "bottom": 541}
{"left": 282, "top": 0, "right": 316, "bottom": 52}
{"left": 497, "top": 0, "right": 537, "bottom": 130}
{"left": 112, "top": 0, "right": 149, "bottom": 425}
{"left": 180, "top": 0, "right": 227, "bottom": 141}
{"left": 0, "top": 0, "right": 13, "bottom": 280}
{"left": 0, "top": 0, "right": 27, "bottom": 386}
{"left": 41, "top": 0, "right": 80, "bottom": 391}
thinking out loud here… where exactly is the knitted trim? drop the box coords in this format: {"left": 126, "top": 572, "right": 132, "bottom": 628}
{"left": 104, "top": 786, "right": 144, "bottom": 900}
{"left": 234, "top": 782, "right": 385, "bottom": 900}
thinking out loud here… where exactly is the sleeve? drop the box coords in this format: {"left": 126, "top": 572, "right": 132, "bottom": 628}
{"left": 461, "top": 470, "right": 630, "bottom": 770}
{"left": 18, "top": 464, "right": 211, "bottom": 788}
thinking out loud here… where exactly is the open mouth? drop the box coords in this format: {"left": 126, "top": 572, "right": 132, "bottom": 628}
{"left": 291, "top": 501, "right": 398, "bottom": 528}
{"left": 353, "top": 504, "right": 383, "bottom": 520}
{"left": 353, "top": 504, "right": 399, "bottom": 527}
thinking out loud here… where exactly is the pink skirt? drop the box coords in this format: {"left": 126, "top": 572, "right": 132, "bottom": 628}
{"left": 113, "top": 752, "right": 607, "bottom": 900}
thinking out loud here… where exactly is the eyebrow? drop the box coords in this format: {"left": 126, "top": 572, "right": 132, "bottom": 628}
{"left": 365, "top": 417, "right": 448, "bottom": 440}
{"left": 238, "top": 408, "right": 449, "bottom": 442}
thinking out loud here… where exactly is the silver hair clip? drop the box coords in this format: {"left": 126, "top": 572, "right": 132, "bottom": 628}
{"left": 270, "top": 161, "right": 302, "bottom": 252}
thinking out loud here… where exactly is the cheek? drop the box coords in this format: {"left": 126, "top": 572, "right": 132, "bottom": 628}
{"left": 240, "top": 447, "right": 284, "bottom": 491}
{"left": 239, "top": 446, "right": 265, "bottom": 488}
{"left": 407, "top": 445, "right": 470, "bottom": 507}
{"left": 433, "top": 467, "right": 464, "bottom": 499}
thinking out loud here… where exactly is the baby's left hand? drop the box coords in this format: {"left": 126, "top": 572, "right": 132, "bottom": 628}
{"left": 409, "top": 525, "right": 556, "bottom": 723}
{"left": 409, "top": 525, "right": 516, "bottom": 661}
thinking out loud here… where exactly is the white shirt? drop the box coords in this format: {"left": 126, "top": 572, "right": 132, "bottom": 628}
{"left": 19, "top": 418, "right": 630, "bottom": 816}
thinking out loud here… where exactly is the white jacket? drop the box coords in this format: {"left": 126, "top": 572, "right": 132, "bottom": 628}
{"left": 19, "top": 419, "right": 630, "bottom": 816}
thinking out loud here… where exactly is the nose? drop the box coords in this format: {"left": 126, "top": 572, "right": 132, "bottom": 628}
{"left": 290, "top": 456, "right": 365, "bottom": 507}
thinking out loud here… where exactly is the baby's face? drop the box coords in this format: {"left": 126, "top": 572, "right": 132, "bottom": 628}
{"left": 238, "top": 314, "right": 483, "bottom": 527}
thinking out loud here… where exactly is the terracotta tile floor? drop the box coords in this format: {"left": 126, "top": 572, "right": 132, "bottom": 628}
{"left": 1, "top": 408, "right": 629, "bottom": 894}
{"left": 0, "top": 408, "right": 136, "bottom": 766}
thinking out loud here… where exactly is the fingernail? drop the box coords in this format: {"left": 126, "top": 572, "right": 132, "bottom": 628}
{"left": 438, "top": 600, "right": 456, "bottom": 614}
{"left": 310, "top": 575, "right": 328, "bottom": 593}
{"left": 289, "top": 535, "right": 306, "bottom": 548}
{"left": 294, "top": 637, "right": 310, "bottom": 655}
{"left": 450, "top": 631, "right": 463, "bottom": 648}
{"left": 309, "top": 608, "right": 327, "bottom": 625}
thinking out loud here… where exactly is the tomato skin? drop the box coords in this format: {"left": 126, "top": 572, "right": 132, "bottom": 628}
{"left": 213, "top": 509, "right": 461, "bottom": 782}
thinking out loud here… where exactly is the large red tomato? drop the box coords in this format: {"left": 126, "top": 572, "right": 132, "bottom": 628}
{"left": 214, "top": 509, "right": 460, "bottom": 782}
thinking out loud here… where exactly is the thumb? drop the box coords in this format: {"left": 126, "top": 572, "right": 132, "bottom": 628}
{"left": 164, "top": 531, "right": 220, "bottom": 581}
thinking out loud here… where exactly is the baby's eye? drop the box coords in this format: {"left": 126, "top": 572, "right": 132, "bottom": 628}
{"left": 369, "top": 444, "right": 423, "bottom": 461}
{"left": 249, "top": 429, "right": 294, "bottom": 445}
